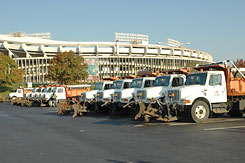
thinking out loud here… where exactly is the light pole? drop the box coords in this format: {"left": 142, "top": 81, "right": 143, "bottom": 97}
{"left": 157, "top": 40, "right": 190, "bottom": 48}
{"left": 179, "top": 42, "right": 190, "bottom": 48}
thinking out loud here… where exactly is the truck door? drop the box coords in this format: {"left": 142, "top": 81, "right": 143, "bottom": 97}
{"left": 17, "top": 89, "right": 23, "bottom": 98}
{"left": 171, "top": 77, "right": 184, "bottom": 88}
{"left": 56, "top": 87, "right": 66, "bottom": 100}
{"left": 207, "top": 73, "right": 227, "bottom": 103}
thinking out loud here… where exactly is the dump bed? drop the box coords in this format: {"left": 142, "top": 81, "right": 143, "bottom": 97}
{"left": 229, "top": 77, "right": 245, "bottom": 96}
{"left": 66, "top": 85, "right": 91, "bottom": 97}
{"left": 23, "top": 88, "right": 33, "bottom": 94}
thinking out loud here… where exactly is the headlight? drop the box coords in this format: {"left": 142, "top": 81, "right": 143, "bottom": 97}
{"left": 181, "top": 99, "right": 191, "bottom": 104}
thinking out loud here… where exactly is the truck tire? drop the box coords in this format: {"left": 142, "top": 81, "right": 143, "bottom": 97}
{"left": 191, "top": 100, "right": 210, "bottom": 123}
{"left": 12, "top": 96, "right": 17, "bottom": 100}
{"left": 48, "top": 100, "right": 53, "bottom": 107}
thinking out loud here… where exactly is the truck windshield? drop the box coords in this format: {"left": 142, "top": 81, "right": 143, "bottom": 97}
{"left": 52, "top": 87, "right": 57, "bottom": 93}
{"left": 112, "top": 81, "right": 123, "bottom": 89}
{"left": 42, "top": 88, "right": 48, "bottom": 92}
{"left": 153, "top": 76, "right": 170, "bottom": 86}
{"left": 94, "top": 82, "right": 103, "bottom": 90}
{"left": 185, "top": 73, "right": 207, "bottom": 85}
{"left": 130, "top": 79, "right": 143, "bottom": 88}
{"left": 47, "top": 87, "right": 52, "bottom": 93}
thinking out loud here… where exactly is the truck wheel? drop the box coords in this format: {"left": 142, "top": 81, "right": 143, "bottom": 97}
{"left": 191, "top": 100, "right": 210, "bottom": 123}
{"left": 12, "top": 96, "right": 17, "bottom": 100}
{"left": 48, "top": 100, "right": 53, "bottom": 107}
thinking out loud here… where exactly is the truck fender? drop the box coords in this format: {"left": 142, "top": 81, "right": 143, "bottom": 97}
{"left": 192, "top": 97, "right": 212, "bottom": 111}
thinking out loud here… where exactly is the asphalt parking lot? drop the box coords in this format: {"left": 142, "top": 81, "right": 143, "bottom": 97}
{"left": 0, "top": 102, "right": 245, "bottom": 163}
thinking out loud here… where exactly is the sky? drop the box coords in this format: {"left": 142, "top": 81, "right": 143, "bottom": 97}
{"left": 1, "top": 0, "right": 244, "bottom": 62}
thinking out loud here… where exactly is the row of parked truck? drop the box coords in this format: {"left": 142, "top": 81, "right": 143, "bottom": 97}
{"left": 9, "top": 60, "right": 245, "bottom": 123}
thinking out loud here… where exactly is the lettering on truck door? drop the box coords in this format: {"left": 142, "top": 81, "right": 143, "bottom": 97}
{"left": 207, "top": 73, "right": 227, "bottom": 103}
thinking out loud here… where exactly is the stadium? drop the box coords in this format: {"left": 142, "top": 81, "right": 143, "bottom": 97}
{"left": 0, "top": 32, "right": 213, "bottom": 83}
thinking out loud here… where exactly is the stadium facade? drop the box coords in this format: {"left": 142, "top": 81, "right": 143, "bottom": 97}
{"left": 0, "top": 32, "right": 213, "bottom": 83}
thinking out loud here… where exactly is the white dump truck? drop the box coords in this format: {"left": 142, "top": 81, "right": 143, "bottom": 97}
{"left": 135, "top": 74, "right": 187, "bottom": 104}
{"left": 113, "top": 77, "right": 156, "bottom": 114}
{"left": 80, "top": 80, "right": 114, "bottom": 104}
{"left": 70, "top": 80, "right": 115, "bottom": 116}
{"left": 95, "top": 78, "right": 119, "bottom": 111}
{"left": 134, "top": 71, "right": 188, "bottom": 120}
{"left": 143, "top": 61, "right": 245, "bottom": 123}
{"left": 8, "top": 87, "right": 33, "bottom": 100}
{"left": 100, "top": 79, "right": 133, "bottom": 112}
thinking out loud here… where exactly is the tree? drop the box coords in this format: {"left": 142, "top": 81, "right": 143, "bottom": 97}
{"left": 0, "top": 53, "right": 24, "bottom": 86}
{"left": 46, "top": 51, "right": 88, "bottom": 84}
{"left": 234, "top": 59, "right": 245, "bottom": 68}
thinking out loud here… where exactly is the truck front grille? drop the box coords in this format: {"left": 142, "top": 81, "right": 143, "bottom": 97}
{"left": 96, "top": 92, "right": 103, "bottom": 102}
{"left": 81, "top": 93, "right": 86, "bottom": 101}
{"left": 168, "top": 90, "right": 179, "bottom": 102}
{"left": 137, "top": 90, "right": 147, "bottom": 101}
{"left": 114, "top": 91, "right": 121, "bottom": 102}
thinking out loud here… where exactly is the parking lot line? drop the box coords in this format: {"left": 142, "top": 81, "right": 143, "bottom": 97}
{"left": 204, "top": 126, "right": 245, "bottom": 131}
{"left": 134, "top": 122, "right": 194, "bottom": 127}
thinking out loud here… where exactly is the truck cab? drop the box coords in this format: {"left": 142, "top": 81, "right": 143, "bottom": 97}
{"left": 80, "top": 81, "right": 113, "bottom": 103}
{"left": 41, "top": 87, "right": 57, "bottom": 104}
{"left": 8, "top": 88, "right": 33, "bottom": 100}
{"left": 95, "top": 81, "right": 114, "bottom": 106}
{"left": 103, "top": 79, "right": 132, "bottom": 103}
{"left": 168, "top": 71, "right": 227, "bottom": 106}
{"left": 135, "top": 74, "right": 186, "bottom": 104}
{"left": 167, "top": 71, "right": 228, "bottom": 122}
